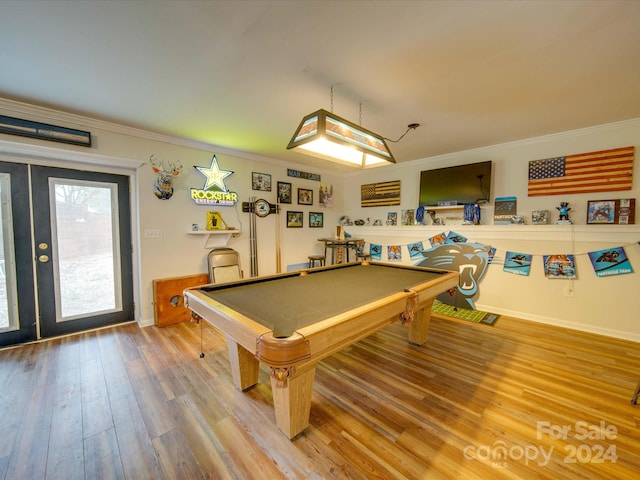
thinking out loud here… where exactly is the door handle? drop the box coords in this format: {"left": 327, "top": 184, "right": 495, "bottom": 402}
{"left": 38, "top": 255, "right": 49, "bottom": 263}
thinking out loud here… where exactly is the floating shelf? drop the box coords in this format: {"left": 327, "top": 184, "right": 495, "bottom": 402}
{"left": 426, "top": 205, "right": 495, "bottom": 211}
{"left": 426, "top": 205, "right": 465, "bottom": 211}
{"left": 187, "top": 229, "right": 241, "bottom": 248}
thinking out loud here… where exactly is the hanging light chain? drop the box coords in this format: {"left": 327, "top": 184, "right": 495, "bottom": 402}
{"left": 328, "top": 86, "right": 418, "bottom": 141}
{"left": 330, "top": 86, "right": 334, "bottom": 113}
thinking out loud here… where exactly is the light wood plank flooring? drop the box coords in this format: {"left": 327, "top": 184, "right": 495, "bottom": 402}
{"left": 1, "top": 313, "right": 639, "bottom": 479}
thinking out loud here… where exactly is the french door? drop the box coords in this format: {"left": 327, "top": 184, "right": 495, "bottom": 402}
{"left": 0, "top": 161, "right": 134, "bottom": 347}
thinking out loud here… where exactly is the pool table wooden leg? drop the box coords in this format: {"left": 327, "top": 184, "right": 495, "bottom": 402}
{"left": 406, "top": 300, "right": 434, "bottom": 345}
{"left": 226, "top": 338, "right": 259, "bottom": 391}
{"left": 271, "top": 365, "right": 316, "bottom": 439}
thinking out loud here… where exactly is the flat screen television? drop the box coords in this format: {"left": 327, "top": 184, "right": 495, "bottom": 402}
{"left": 418, "top": 161, "right": 492, "bottom": 206}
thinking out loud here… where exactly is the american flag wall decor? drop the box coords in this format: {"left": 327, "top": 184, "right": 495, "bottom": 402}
{"left": 361, "top": 180, "right": 401, "bottom": 207}
{"left": 527, "top": 146, "right": 634, "bottom": 197}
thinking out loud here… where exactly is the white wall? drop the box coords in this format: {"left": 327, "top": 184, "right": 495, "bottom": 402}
{"left": 2, "top": 98, "right": 639, "bottom": 340}
{"left": 0, "top": 99, "right": 344, "bottom": 330}
{"left": 137, "top": 148, "right": 344, "bottom": 278}
{"left": 342, "top": 119, "right": 640, "bottom": 340}
{"left": 135, "top": 148, "right": 344, "bottom": 325}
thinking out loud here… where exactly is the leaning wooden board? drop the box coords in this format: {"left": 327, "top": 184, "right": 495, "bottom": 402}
{"left": 153, "top": 274, "right": 210, "bottom": 326}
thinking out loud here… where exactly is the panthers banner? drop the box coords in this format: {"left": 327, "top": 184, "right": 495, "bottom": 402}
{"left": 588, "top": 247, "right": 633, "bottom": 277}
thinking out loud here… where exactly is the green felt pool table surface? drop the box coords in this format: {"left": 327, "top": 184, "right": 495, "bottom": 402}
{"left": 197, "top": 262, "right": 452, "bottom": 336}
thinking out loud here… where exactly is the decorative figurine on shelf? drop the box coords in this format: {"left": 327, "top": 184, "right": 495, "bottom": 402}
{"left": 556, "top": 202, "right": 572, "bottom": 224}
{"left": 427, "top": 209, "right": 445, "bottom": 226}
{"left": 463, "top": 203, "right": 481, "bottom": 225}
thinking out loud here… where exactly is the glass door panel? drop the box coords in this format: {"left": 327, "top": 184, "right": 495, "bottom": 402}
{"left": 0, "top": 173, "right": 19, "bottom": 332}
{"left": 51, "top": 179, "right": 122, "bottom": 320}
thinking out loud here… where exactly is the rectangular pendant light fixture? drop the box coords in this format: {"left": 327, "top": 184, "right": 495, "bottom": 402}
{"left": 287, "top": 109, "right": 395, "bottom": 168}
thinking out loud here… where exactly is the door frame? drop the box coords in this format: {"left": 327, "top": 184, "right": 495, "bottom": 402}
{"left": 0, "top": 139, "right": 143, "bottom": 339}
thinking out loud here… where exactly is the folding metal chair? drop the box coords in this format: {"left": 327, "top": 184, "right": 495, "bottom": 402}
{"left": 207, "top": 248, "right": 241, "bottom": 283}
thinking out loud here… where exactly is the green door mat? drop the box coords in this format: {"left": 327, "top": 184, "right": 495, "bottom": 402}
{"left": 431, "top": 301, "right": 499, "bottom": 325}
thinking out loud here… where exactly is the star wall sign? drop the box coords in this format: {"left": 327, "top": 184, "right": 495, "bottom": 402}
{"left": 191, "top": 155, "right": 238, "bottom": 206}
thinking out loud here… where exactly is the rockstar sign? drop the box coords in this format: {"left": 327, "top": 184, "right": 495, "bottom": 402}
{"left": 191, "top": 155, "right": 239, "bottom": 206}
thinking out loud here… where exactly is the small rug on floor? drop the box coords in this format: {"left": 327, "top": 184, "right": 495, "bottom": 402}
{"left": 431, "top": 301, "right": 499, "bottom": 325}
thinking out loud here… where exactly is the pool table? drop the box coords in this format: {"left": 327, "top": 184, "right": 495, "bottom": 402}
{"left": 184, "top": 261, "right": 459, "bottom": 439}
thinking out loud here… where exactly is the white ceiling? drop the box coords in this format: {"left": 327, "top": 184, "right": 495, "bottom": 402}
{"left": 1, "top": 1, "right": 640, "bottom": 172}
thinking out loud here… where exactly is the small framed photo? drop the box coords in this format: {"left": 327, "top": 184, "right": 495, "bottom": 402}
{"left": 531, "top": 209, "right": 549, "bottom": 225}
{"left": 252, "top": 172, "right": 271, "bottom": 191}
{"left": 298, "top": 188, "right": 313, "bottom": 205}
{"left": 319, "top": 183, "right": 333, "bottom": 207}
{"left": 309, "top": 212, "right": 323, "bottom": 228}
{"left": 286, "top": 211, "right": 303, "bottom": 228}
{"left": 401, "top": 209, "right": 415, "bottom": 225}
{"left": 277, "top": 181, "right": 292, "bottom": 204}
{"left": 587, "top": 199, "right": 635, "bottom": 224}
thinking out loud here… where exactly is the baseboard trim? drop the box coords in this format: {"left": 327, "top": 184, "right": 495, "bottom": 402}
{"left": 476, "top": 304, "right": 640, "bottom": 342}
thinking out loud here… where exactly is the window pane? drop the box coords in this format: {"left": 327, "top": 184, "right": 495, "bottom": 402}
{"left": 0, "top": 173, "right": 19, "bottom": 332}
{"left": 52, "top": 180, "right": 122, "bottom": 320}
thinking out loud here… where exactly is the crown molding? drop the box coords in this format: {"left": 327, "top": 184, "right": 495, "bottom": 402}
{"left": 344, "top": 117, "right": 640, "bottom": 176}
{"left": 0, "top": 138, "right": 144, "bottom": 170}
{"left": 0, "top": 96, "right": 340, "bottom": 175}
{"left": 0, "top": 96, "right": 254, "bottom": 154}
{"left": 4, "top": 96, "right": 637, "bottom": 180}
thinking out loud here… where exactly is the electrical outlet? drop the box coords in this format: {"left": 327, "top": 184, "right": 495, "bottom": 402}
{"left": 565, "top": 286, "right": 575, "bottom": 297}
{"left": 144, "top": 229, "right": 163, "bottom": 239}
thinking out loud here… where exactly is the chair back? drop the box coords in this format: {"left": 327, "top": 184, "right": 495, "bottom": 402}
{"left": 208, "top": 248, "right": 241, "bottom": 283}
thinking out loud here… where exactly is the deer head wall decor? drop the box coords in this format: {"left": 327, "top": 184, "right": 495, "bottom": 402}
{"left": 149, "top": 154, "right": 182, "bottom": 200}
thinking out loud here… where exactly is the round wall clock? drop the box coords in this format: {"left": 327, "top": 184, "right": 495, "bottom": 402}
{"left": 254, "top": 198, "right": 271, "bottom": 217}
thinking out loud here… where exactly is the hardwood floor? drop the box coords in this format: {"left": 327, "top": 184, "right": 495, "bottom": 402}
{"left": 1, "top": 313, "right": 639, "bottom": 479}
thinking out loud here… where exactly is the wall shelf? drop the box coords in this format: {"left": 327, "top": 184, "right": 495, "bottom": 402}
{"left": 424, "top": 205, "right": 465, "bottom": 211}
{"left": 347, "top": 224, "right": 640, "bottom": 244}
{"left": 424, "top": 204, "right": 493, "bottom": 211}
{"left": 187, "top": 229, "right": 240, "bottom": 248}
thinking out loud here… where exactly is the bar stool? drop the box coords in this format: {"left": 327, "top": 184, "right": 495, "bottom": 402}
{"left": 308, "top": 255, "right": 326, "bottom": 268}
{"left": 356, "top": 253, "right": 371, "bottom": 262}
{"left": 354, "top": 239, "right": 369, "bottom": 262}
{"left": 323, "top": 240, "right": 339, "bottom": 264}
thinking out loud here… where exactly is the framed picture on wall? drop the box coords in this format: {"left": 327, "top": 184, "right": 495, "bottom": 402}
{"left": 277, "top": 181, "right": 292, "bottom": 203}
{"left": 252, "top": 172, "right": 271, "bottom": 191}
{"left": 309, "top": 212, "right": 323, "bottom": 228}
{"left": 319, "top": 183, "right": 333, "bottom": 207}
{"left": 587, "top": 199, "right": 635, "bottom": 224}
{"left": 298, "top": 188, "right": 313, "bottom": 205}
{"left": 286, "top": 211, "right": 303, "bottom": 228}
